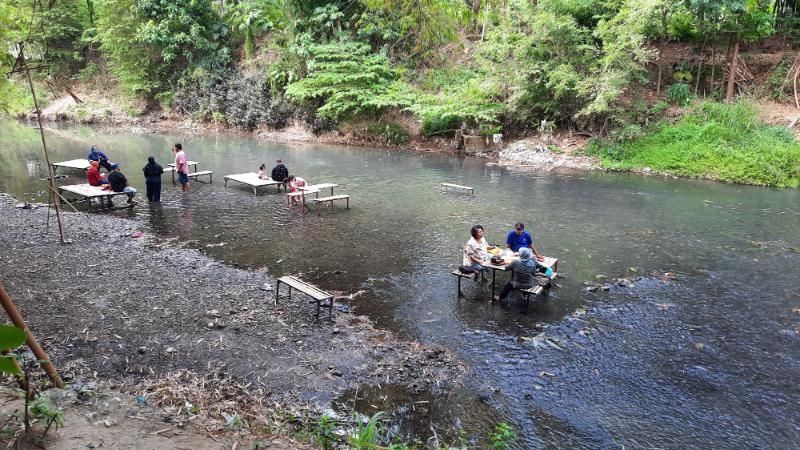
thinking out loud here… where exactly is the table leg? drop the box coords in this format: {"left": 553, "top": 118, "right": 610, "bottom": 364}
{"left": 491, "top": 269, "right": 497, "bottom": 301}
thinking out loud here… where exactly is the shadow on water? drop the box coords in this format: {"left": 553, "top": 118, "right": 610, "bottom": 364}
{"left": 2, "top": 120, "right": 800, "bottom": 447}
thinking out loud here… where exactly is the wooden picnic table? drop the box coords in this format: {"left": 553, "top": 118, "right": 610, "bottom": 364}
{"left": 299, "top": 183, "right": 337, "bottom": 196}
{"left": 52, "top": 159, "right": 91, "bottom": 173}
{"left": 165, "top": 161, "right": 199, "bottom": 184}
{"left": 223, "top": 172, "right": 283, "bottom": 195}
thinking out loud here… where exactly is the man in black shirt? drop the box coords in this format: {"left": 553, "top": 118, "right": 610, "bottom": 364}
{"left": 107, "top": 163, "right": 138, "bottom": 205}
{"left": 271, "top": 159, "right": 289, "bottom": 192}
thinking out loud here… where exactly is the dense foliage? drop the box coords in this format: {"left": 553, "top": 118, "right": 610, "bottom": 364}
{"left": 588, "top": 102, "right": 800, "bottom": 187}
{"left": 2, "top": 0, "right": 800, "bottom": 185}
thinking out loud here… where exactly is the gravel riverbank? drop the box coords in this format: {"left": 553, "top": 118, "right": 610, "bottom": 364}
{"left": 0, "top": 193, "right": 465, "bottom": 425}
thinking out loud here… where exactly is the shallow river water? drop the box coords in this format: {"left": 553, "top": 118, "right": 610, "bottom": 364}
{"left": 1, "top": 121, "right": 799, "bottom": 448}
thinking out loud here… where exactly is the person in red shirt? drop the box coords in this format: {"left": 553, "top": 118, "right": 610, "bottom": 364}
{"left": 86, "top": 160, "right": 109, "bottom": 187}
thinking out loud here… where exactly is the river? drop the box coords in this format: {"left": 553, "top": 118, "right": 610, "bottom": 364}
{"left": 1, "top": 120, "right": 798, "bottom": 448}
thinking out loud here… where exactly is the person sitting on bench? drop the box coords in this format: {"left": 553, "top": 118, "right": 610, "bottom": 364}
{"left": 463, "top": 224, "right": 491, "bottom": 283}
{"left": 86, "top": 160, "right": 109, "bottom": 186}
{"left": 271, "top": 159, "right": 289, "bottom": 191}
{"left": 107, "top": 163, "right": 138, "bottom": 205}
{"left": 494, "top": 248, "right": 545, "bottom": 302}
{"left": 87, "top": 145, "right": 113, "bottom": 172}
{"left": 286, "top": 175, "right": 307, "bottom": 206}
{"left": 257, "top": 164, "right": 270, "bottom": 180}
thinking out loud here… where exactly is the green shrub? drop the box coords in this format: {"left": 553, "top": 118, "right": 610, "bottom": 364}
{"left": 421, "top": 112, "right": 461, "bottom": 137}
{"left": 587, "top": 101, "right": 800, "bottom": 187}
{"left": 666, "top": 83, "right": 691, "bottom": 107}
{"left": 490, "top": 422, "right": 517, "bottom": 450}
{"left": 367, "top": 122, "right": 410, "bottom": 145}
{"left": 312, "top": 415, "right": 337, "bottom": 450}
{"left": 349, "top": 412, "right": 384, "bottom": 450}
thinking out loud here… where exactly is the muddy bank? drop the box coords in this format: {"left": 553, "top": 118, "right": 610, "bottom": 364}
{"left": 28, "top": 96, "right": 599, "bottom": 172}
{"left": 0, "top": 193, "right": 465, "bottom": 434}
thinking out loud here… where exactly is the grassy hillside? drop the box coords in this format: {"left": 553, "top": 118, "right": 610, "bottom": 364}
{"left": 587, "top": 102, "right": 800, "bottom": 187}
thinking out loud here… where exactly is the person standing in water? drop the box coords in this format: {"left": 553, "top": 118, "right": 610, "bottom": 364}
{"left": 142, "top": 156, "right": 164, "bottom": 202}
{"left": 173, "top": 143, "right": 190, "bottom": 192}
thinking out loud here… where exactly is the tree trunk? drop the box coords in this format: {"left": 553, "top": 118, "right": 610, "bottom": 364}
{"left": 694, "top": 36, "right": 708, "bottom": 95}
{"left": 709, "top": 43, "right": 716, "bottom": 95}
{"left": 726, "top": 34, "right": 740, "bottom": 102}
{"left": 472, "top": 0, "right": 481, "bottom": 31}
{"left": 481, "top": 1, "right": 488, "bottom": 41}
{"left": 656, "top": 7, "right": 668, "bottom": 96}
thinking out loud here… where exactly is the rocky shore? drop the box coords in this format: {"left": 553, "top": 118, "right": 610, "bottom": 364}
{"left": 0, "top": 193, "right": 465, "bottom": 446}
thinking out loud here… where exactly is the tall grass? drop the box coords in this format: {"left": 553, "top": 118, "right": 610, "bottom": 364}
{"left": 588, "top": 101, "right": 800, "bottom": 187}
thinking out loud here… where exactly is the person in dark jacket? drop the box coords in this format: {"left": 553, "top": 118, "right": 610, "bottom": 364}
{"left": 87, "top": 145, "right": 113, "bottom": 171}
{"left": 142, "top": 156, "right": 164, "bottom": 202}
{"left": 107, "top": 163, "right": 138, "bottom": 205}
{"left": 271, "top": 159, "right": 289, "bottom": 191}
{"left": 494, "top": 248, "right": 546, "bottom": 302}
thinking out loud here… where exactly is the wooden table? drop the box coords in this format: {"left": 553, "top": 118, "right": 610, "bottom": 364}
{"left": 165, "top": 161, "right": 199, "bottom": 183}
{"left": 480, "top": 253, "right": 558, "bottom": 299}
{"left": 52, "top": 159, "right": 91, "bottom": 173}
{"left": 223, "top": 172, "right": 283, "bottom": 195}
{"left": 299, "top": 183, "right": 338, "bottom": 197}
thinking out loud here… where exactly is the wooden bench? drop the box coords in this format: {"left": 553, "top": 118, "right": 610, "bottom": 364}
{"left": 187, "top": 170, "right": 213, "bottom": 182}
{"left": 517, "top": 272, "right": 557, "bottom": 312}
{"left": 451, "top": 270, "right": 476, "bottom": 298}
{"left": 309, "top": 194, "right": 350, "bottom": 215}
{"left": 286, "top": 189, "right": 318, "bottom": 212}
{"left": 440, "top": 182, "right": 474, "bottom": 194}
{"left": 275, "top": 276, "right": 335, "bottom": 320}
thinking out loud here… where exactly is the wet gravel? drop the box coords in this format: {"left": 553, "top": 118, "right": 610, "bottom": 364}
{"left": 0, "top": 193, "right": 465, "bottom": 409}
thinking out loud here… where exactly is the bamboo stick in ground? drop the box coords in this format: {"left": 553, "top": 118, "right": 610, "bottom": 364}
{"left": 0, "top": 282, "right": 64, "bottom": 388}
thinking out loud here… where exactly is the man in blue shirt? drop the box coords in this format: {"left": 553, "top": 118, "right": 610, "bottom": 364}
{"left": 506, "top": 222, "right": 545, "bottom": 261}
{"left": 87, "top": 145, "right": 112, "bottom": 171}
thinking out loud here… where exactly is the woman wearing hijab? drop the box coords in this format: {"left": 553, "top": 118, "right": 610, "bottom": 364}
{"left": 142, "top": 156, "right": 164, "bottom": 202}
{"left": 495, "top": 248, "right": 544, "bottom": 302}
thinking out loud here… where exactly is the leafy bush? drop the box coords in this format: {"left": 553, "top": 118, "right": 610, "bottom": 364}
{"left": 412, "top": 79, "right": 502, "bottom": 137}
{"left": 349, "top": 412, "right": 384, "bottom": 450}
{"left": 587, "top": 101, "right": 800, "bottom": 187}
{"left": 286, "top": 40, "right": 413, "bottom": 121}
{"left": 312, "top": 415, "right": 336, "bottom": 450}
{"left": 666, "top": 83, "right": 691, "bottom": 106}
{"left": 421, "top": 112, "right": 461, "bottom": 137}
{"left": 174, "top": 69, "right": 295, "bottom": 130}
{"left": 490, "top": 422, "right": 517, "bottom": 450}
{"left": 367, "top": 122, "right": 410, "bottom": 145}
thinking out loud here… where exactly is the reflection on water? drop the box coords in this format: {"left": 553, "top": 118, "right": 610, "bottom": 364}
{"left": 1, "top": 120, "right": 799, "bottom": 448}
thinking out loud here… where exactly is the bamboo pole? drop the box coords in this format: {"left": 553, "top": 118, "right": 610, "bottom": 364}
{"left": 0, "top": 282, "right": 64, "bottom": 388}
{"left": 19, "top": 45, "right": 66, "bottom": 244}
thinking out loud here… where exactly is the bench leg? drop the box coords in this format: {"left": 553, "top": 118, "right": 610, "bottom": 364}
{"left": 328, "top": 296, "right": 334, "bottom": 320}
{"left": 275, "top": 280, "right": 281, "bottom": 305}
{"left": 346, "top": 197, "right": 349, "bottom": 209}
{"left": 457, "top": 275, "right": 464, "bottom": 298}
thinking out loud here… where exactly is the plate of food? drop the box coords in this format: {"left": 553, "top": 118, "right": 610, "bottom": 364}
{"left": 487, "top": 246, "right": 502, "bottom": 256}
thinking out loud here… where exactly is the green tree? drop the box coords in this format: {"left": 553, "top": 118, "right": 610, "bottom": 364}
{"left": 285, "top": 39, "right": 413, "bottom": 120}
{"left": 95, "top": 0, "right": 228, "bottom": 97}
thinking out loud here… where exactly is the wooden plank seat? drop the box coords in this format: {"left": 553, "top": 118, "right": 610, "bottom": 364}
{"left": 187, "top": 170, "right": 213, "bottom": 182}
{"left": 452, "top": 269, "right": 476, "bottom": 298}
{"left": 286, "top": 189, "right": 318, "bottom": 212}
{"left": 440, "top": 182, "right": 474, "bottom": 194}
{"left": 223, "top": 173, "right": 283, "bottom": 195}
{"left": 517, "top": 273, "right": 557, "bottom": 312}
{"left": 275, "top": 276, "right": 335, "bottom": 320}
{"left": 309, "top": 194, "right": 350, "bottom": 215}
